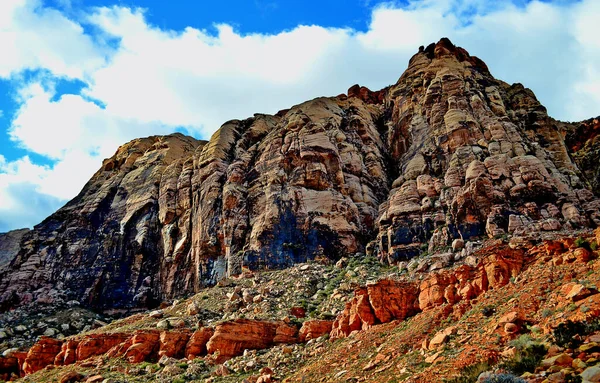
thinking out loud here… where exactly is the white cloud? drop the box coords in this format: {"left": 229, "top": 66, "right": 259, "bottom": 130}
{"left": 1, "top": 0, "right": 600, "bottom": 231}
{"left": 0, "top": 155, "right": 64, "bottom": 232}
{"left": 0, "top": 0, "right": 108, "bottom": 80}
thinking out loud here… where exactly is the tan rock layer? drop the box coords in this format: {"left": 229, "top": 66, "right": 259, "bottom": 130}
{"left": 0, "top": 38, "right": 599, "bottom": 312}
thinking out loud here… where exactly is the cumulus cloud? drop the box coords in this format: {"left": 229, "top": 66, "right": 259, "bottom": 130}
{"left": 1, "top": 0, "right": 600, "bottom": 231}
{"left": 0, "top": 155, "right": 64, "bottom": 232}
{"left": 0, "top": 0, "right": 107, "bottom": 79}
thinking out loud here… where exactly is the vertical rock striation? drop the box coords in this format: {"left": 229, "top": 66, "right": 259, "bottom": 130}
{"left": 0, "top": 38, "right": 598, "bottom": 312}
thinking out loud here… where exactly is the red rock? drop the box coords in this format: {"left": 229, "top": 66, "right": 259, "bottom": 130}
{"left": 429, "top": 327, "right": 455, "bottom": 350}
{"left": 76, "top": 333, "right": 129, "bottom": 361}
{"left": 367, "top": 279, "right": 420, "bottom": 322}
{"left": 185, "top": 327, "right": 215, "bottom": 359}
{"left": 55, "top": 339, "right": 79, "bottom": 366}
{"left": 419, "top": 274, "right": 456, "bottom": 311}
{"left": 158, "top": 330, "right": 190, "bottom": 358}
{"left": 290, "top": 307, "right": 306, "bottom": 318}
{"left": 563, "top": 283, "right": 598, "bottom": 302}
{"left": 22, "top": 336, "right": 62, "bottom": 374}
{"left": 0, "top": 356, "right": 19, "bottom": 380}
{"left": 347, "top": 84, "right": 387, "bottom": 104}
{"left": 59, "top": 371, "right": 84, "bottom": 383}
{"left": 504, "top": 323, "right": 519, "bottom": 334}
{"left": 274, "top": 322, "right": 299, "bottom": 344}
{"left": 257, "top": 374, "right": 272, "bottom": 383}
{"left": 330, "top": 288, "right": 377, "bottom": 339}
{"left": 206, "top": 319, "right": 298, "bottom": 362}
{"left": 85, "top": 375, "right": 104, "bottom": 383}
{"left": 123, "top": 330, "right": 160, "bottom": 363}
{"left": 574, "top": 247, "right": 593, "bottom": 262}
{"left": 299, "top": 320, "right": 333, "bottom": 342}
{"left": 498, "top": 311, "right": 520, "bottom": 324}
{"left": 481, "top": 250, "right": 524, "bottom": 289}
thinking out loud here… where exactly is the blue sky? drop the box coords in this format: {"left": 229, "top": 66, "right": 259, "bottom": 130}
{"left": 0, "top": 0, "right": 599, "bottom": 232}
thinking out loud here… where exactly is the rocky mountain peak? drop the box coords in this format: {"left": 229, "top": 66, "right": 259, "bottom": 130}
{"left": 0, "top": 39, "right": 598, "bottom": 315}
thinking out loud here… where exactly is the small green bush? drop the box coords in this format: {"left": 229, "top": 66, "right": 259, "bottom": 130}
{"left": 500, "top": 336, "right": 547, "bottom": 375}
{"left": 540, "top": 308, "right": 553, "bottom": 318}
{"left": 574, "top": 237, "right": 590, "bottom": 249}
{"left": 553, "top": 318, "right": 600, "bottom": 349}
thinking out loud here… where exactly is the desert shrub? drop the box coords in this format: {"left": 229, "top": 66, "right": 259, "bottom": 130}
{"left": 591, "top": 241, "right": 598, "bottom": 251}
{"left": 500, "top": 335, "right": 547, "bottom": 375}
{"left": 483, "top": 374, "right": 526, "bottom": 383}
{"left": 574, "top": 237, "right": 590, "bottom": 249}
{"left": 553, "top": 318, "right": 600, "bottom": 349}
{"left": 443, "top": 362, "right": 491, "bottom": 383}
{"left": 482, "top": 306, "right": 496, "bottom": 317}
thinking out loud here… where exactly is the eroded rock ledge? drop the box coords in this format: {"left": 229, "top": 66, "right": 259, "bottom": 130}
{"left": 1, "top": 38, "right": 599, "bottom": 313}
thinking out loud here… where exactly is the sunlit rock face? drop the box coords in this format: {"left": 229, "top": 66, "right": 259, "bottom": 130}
{"left": 0, "top": 38, "right": 598, "bottom": 311}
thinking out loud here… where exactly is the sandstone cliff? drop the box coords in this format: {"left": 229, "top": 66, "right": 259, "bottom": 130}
{"left": 0, "top": 229, "right": 29, "bottom": 271}
{"left": 0, "top": 38, "right": 598, "bottom": 312}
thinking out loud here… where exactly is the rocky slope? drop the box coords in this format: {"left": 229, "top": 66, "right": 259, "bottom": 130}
{"left": 566, "top": 117, "right": 600, "bottom": 196}
{"left": 0, "top": 38, "right": 599, "bottom": 317}
{"left": 1, "top": 228, "right": 599, "bottom": 383}
{"left": 0, "top": 229, "right": 29, "bottom": 271}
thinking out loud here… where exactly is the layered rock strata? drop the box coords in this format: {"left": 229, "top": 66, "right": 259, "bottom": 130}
{"left": 0, "top": 38, "right": 598, "bottom": 311}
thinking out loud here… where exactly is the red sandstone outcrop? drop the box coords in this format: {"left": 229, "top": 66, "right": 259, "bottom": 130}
{"left": 76, "top": 333, "right": 130, "bottom": 361}
{"left": 331, "top": 242, "right": 526, "bottom": 339}
{"left": 185, "top": 327, "right": 215, "bottom": 359}
{"left": 347, "top": 84, "right": 387, "bottom": 104}
{"left": 367, "top": 279, "right": 420, "bottom": 323}
{"left": 299, "top": 320, "right": 334, "bottom": 342}
{"left": 330, "top": 288, "right": 377, "bottom": 338}
{"left": 122, "top": 330, "right": 160, "bottom": 363}
{"left": 54, "top": 339, "right": 79, "bottom": 366}
{"left": 158, "top": 330, "right": 190, "bottom": 358}
{"left": 206, "top": 319, "right": 299, "bottom": 362}
{"left": 21, "top": 336, "right": 62, "bottom": 374}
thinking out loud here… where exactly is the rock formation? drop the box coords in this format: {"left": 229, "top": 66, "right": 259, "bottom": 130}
{"left": 0, "top": 228, "right": 29, "bottom": 270}
{"left": 4, "top": 228, "right": 599, "bottom": 382}
{"left": 330, "top": 242, "right": 524, "bottom": 338}
{"left": 566, "top": 117, "right": 600, "bottom": 196}
{"left": 0, "top": 38, "right": 599, "bottom": 313}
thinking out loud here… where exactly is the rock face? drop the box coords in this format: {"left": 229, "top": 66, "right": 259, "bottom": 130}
{"left": 206, "top": 319, "right": 298, "bottom": 362}
{"left": 566, "top": 117, "right": 600, "bottom": 196}
{"left": 0, "top": 228, "right": 29, "bottom": 270}
{"left": 331, "top": 242, "right": 525, "bottom": 338}
{"left": 0, "top": 319, "right": 301, "bottom": 376}
{"left": 0, "top": 38, "right": 599, "bottom": 312}
{"left": 21, "top": 336, "right": 62, "bottom": 374}
{"left": 299, "top": 320, "right": 333, "bottom": 342}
